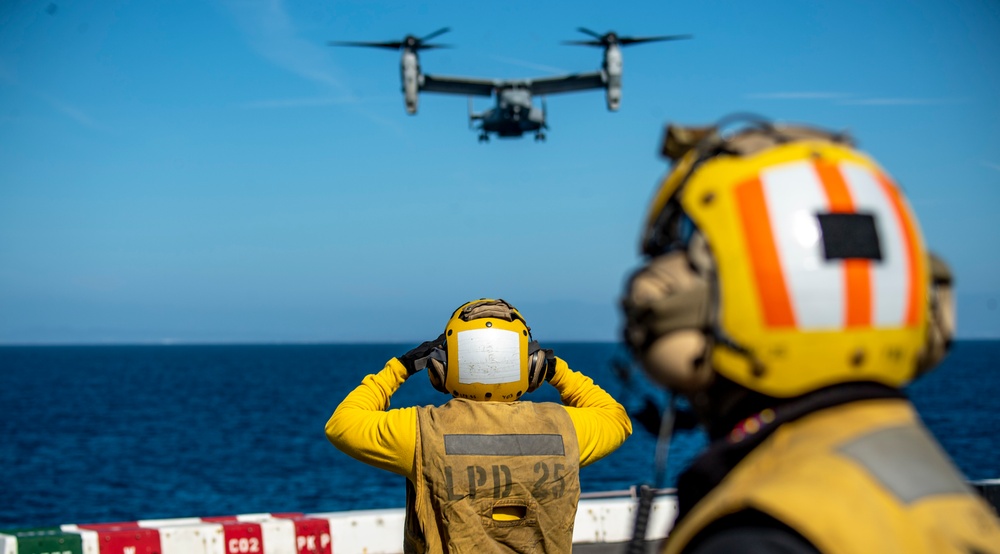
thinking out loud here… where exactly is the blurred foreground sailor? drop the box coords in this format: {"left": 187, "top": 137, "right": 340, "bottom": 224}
{"left": 326, "top": 298, "right": 631, "bottom": 553}
{"left": 620, "top": 117, "right": 1000, "bottom": 553}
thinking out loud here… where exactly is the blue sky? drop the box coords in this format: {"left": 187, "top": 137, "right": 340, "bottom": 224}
{"left": 1, "top": 0, "right": 998, "bottom": 344}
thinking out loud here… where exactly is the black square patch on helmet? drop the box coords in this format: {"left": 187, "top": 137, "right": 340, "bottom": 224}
{"left": 818, "top": 212, "right": 883, "bottom": 261}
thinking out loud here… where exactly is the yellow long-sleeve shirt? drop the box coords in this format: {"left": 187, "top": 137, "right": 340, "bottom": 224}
{"left": 325, "top": 356, "right": 632, "bottom": 482}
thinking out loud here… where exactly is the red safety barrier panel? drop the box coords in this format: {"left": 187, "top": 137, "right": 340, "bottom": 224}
{"left": 201, "top": 517, "right": 264, "bottom": 554}
{"left": 274, "top": 515, "right": 330, "bottom": 554}
{"left": 77, "top": 522, "right": 162, "bottom": 554}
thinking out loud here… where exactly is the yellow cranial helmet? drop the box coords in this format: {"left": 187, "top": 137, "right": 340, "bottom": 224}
{"left": 427, "top": 299, "right": 553, "bottom": 402}
{"left": 622, "top": 116, "right": 954, "bottom": 399}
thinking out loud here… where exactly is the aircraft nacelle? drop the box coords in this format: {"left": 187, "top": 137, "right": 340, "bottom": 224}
{"left": 401, "top": 50, "right": 420, "bottom": 114}
{"left": 605, "top": 79, "right": 622, "bottom": 111}
{"left": 603, "top": 45, "right": 623, "bottom": 111}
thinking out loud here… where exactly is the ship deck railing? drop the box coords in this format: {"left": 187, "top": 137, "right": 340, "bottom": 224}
{"left": 3, "top": 482, "right": 997, "bottom": 554}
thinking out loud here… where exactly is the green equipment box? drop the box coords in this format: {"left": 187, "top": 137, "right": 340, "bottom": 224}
{"left": 0, "top": 526, "right": 84, "bottom": 554}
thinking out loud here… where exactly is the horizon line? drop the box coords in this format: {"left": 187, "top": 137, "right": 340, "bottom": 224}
{"left": 1, "top": 337, "right": 998, "bottom": 347}
{"left": 0, "top": 338, "right": 625, "bottom": 347}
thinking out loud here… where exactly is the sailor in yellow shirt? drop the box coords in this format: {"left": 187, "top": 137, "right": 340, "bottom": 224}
{"left": 620, "top": 118, "right": 1000, "bottom": 553}
{"left": 325, "top": 298, "right": 632, "bottom": 553}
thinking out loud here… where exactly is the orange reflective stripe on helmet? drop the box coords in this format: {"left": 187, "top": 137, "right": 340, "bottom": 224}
{"left": 734, "top": 159, "right": 921, "bottom": 331}
{"left": 874, "top": 171, "right": 924, "bottom": 326}
{"left": 734, "top": 175, "right": 796, "bottom": 328}
{"left": 814, "top": 158, "right": 873, "bottom": 328}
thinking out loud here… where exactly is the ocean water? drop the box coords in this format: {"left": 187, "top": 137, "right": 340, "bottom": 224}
{"left": 1, "top": 341, "right": 997, "bottom": 529}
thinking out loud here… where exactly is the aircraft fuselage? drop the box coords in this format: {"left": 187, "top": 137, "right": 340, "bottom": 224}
{"left": 477, "top": 88, "right": 545, "bottom": 138}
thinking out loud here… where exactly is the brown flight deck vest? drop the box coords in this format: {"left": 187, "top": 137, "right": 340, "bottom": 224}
{"left": 663, "top": 400, "right": 1000, "bottom": 554}
{"left": 404, "top": 399, "right": 581, "bottom": 554}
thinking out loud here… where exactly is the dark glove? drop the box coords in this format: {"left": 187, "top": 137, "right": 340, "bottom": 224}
{"left": 398, "top": 333, "right": 446, "bottom": 376}
{"left": 541, "top": 348, "right": 556, "bottom": 382}
{"left": 527, "top": 341, "right": 556, "bottom": 391}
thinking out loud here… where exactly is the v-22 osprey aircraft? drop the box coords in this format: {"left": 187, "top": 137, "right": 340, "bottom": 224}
{"left": 330, "top": 28, "right": 691, "bottom": 142}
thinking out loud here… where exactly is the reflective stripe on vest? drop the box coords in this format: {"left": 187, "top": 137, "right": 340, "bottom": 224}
{"left": 662, "top": 400, "right": 1000, "bottom": 554}
{"left": 406, "top": 399, "right": 581, "bottom": 554}
{"left": 837, "top": 424, "right": 972, "bottom": 504}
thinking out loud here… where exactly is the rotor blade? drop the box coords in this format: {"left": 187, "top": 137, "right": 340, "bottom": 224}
{"left": 576, "top": 27, "right": 604, "bottom": 39}
{"left": 561, "top": 40, "right": 604, "bottom": 47}
{"left": 619, "top": 34, "right": 693, "bottom": 45}
{"left": 414, "top": 43, "right": 452, "bottom": 50}
{"left": 328, "top": 40, "right": 403, "bottom": 50}
{"left": 420, "top": 27, "right": 451, "bottom": 42}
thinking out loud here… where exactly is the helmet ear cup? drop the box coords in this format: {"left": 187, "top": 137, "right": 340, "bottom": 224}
{"left": 642, "top": 330, "right": 714, "bottom": 393}
{"left": 426, "top": 348, "right": 450, "bottom": 394}
{"left": 917, "top": 252, "right": 955, "bottom": 377}
{"left": 622, "top": 250, "right": 715, "bottom": 393}
{"left": 526, "top": 341, "right": 554, "bottom": 393}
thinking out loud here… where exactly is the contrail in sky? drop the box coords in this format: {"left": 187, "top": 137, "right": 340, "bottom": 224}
{"left": 37, "top": 91, "right": 102, "bottom": 129}
{"left": 0, "top": 57, "right": 103, "bottom": 130}
{"left": 221, "top": 0, "right": 351, "bottom": 98}
{"left": 746, "top": 92, "right": 852, "bottom": 100}
{"left": 746, "top": 91, "right": 962, "bottom": 106}
{"left": 220, "top": 0, "right": 403, "bottom": 133}
{"left": 836, "top": 97, "right": 963, "bottom": 106}
{"left": 239, "top": 96, "right": 397, "bottom": 110}
{"left": 490, "top": 56, "right": 569, "bottom": 76}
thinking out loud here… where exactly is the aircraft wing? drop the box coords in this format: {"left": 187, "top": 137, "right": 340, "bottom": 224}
{"left": 420, "top": 74, "right": 497, "bottom": 97}
{"left": 524, "top": 72, "right": 606, "bottom": 96}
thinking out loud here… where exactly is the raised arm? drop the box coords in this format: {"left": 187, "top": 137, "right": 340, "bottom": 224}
{"left": 549, "top": 356, "right": 633, "bottom": 466}
{"left": 325, "top": 357, "right": 418, "bottom": 479}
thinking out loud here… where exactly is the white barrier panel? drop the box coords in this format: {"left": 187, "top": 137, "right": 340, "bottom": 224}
{"left": 307, "top": 494, "right": 678, "bottom": 552}
{"left": 256, "top": 519, "right": 297, "bottom": 554}
{"left": 311, "top": 509, "right": 407, "bottom": 554}
{"left": 0, "top": 534, "right": 16, "bottom": 554}
{"left": 572, "top": 496, "right": 677, "bottom": 544}
{"left": 142, "top": 521, "right": 225, "bottom": 554}
{"left": 255, "top": 518, "right": 298, "bottom": 554}
{"left": 201, "top": 513, "right": 298, "bottom": 554}
{"left": 139, "top": 517, "right": 205, "bottom": 527}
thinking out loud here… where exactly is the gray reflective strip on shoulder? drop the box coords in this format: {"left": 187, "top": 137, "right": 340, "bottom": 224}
{"left": 444, "top": 434, "right": 565, "bottom": 456}
{"left": 836, "top": 424, "right": 972, "bottom": 504}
